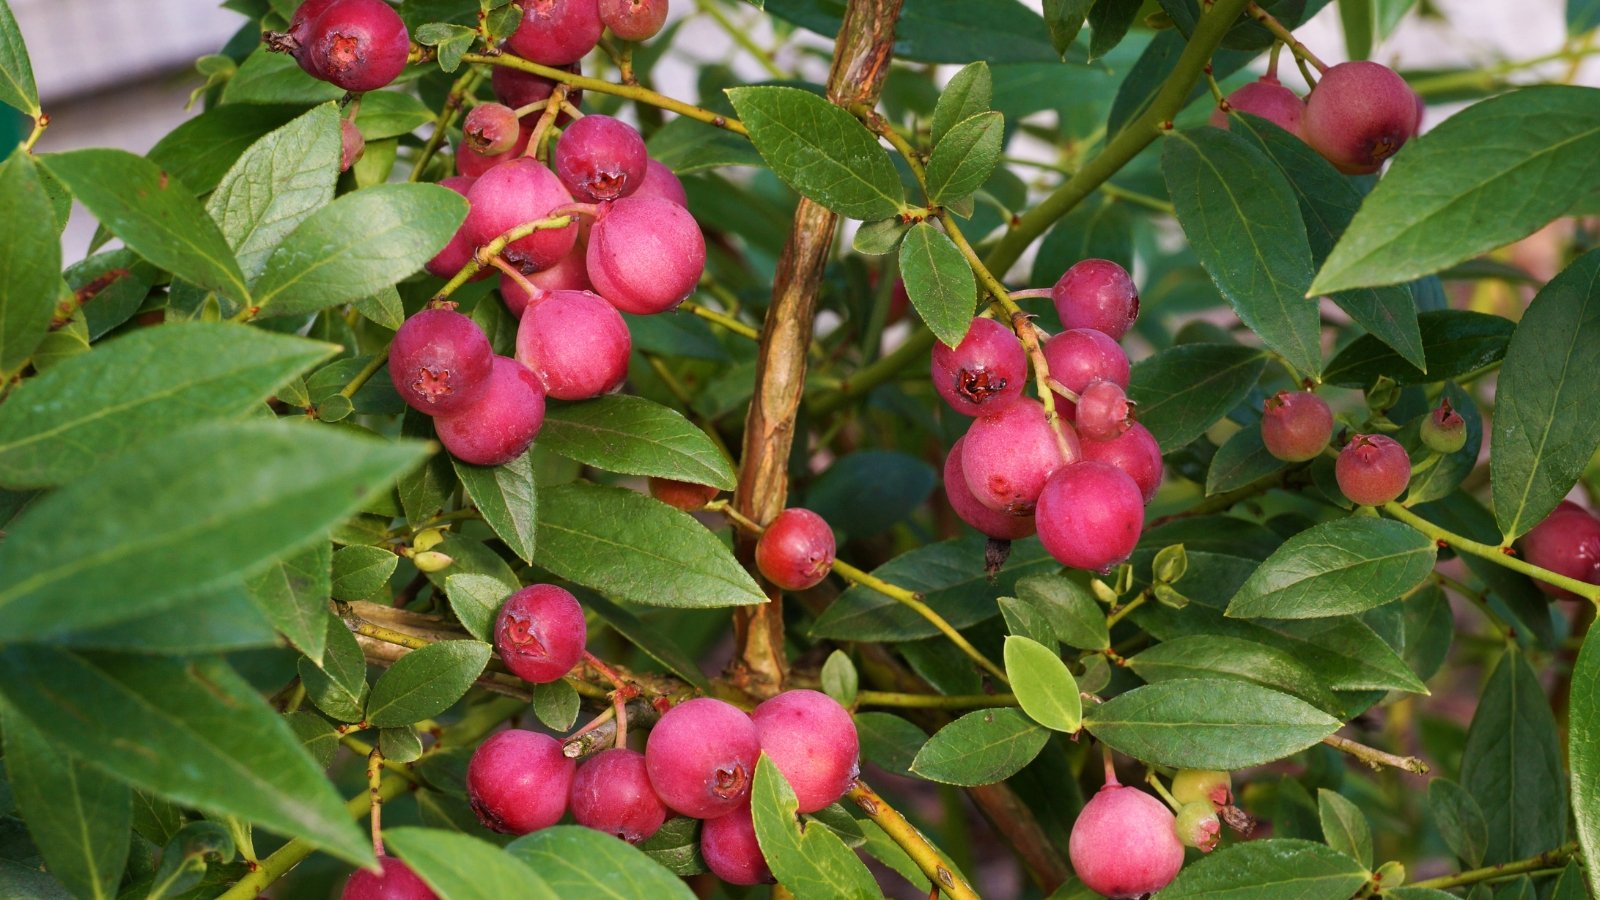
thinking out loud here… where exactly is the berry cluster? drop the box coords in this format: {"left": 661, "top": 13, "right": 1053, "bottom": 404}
{"left": 1068, "top": 768, "right": 1235, "bottom": 898}
{"left": 937, "top": 259, "right": 1158, "bottom": 574}
{"left": 1214, "top": 61, "right": 1422, "bottom": 175}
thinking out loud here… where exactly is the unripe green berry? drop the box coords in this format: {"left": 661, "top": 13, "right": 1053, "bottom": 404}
{"left": 1174, "top": 800, "right": 1220, "bottom": 852}
{"left": 1170, "top": 769, "right": 1232, "bottom": 809}
{"left": 1374, "top": 860, "right": 1406, "bottom": 889}
{"left": 1420, "top": 399, "right": 1466, "bottom": 454}
{"left": 412, "top": 550, "right": 454, "bottom": 573}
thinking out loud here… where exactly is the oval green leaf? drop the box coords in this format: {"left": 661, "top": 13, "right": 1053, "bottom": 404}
{"left": 909, "top": 708, "right": 1049, "bottom": 786}
{"left": 1128, "top": 343, "right": 1268, "bottom": 453}
{"left": 1206, "top": 424, "right": 1288, "bottom": 496}
{"left": 454, "top": 450, "right": 539, "bottom": 564}
{"left": 1225, "top": 517, "right": 1437, "bottom": 619}
{"left": 1126, "top": 634, "right": 1342, "bottom": 714}
{"left": 1003, "top": 636, "right": 1081, "bottom": 732}
{"left": 1083, "top": 678, "right": 1341, "bottom": 769}
{"left": 898, "top": 221, "right": 977, "bottom": 349}
{"left": 0, "top": 0, "right": 38, "bottom": 115}
{"left": 1573, "top": 632, "right": 1600, "bottom": 897}
{"left": 931, "top": 62, "right": 991, "bottom": 146}
{"left": 925, "top": 111, "right": 1003, "bottom": 205}
{"left": 507, "top": 826, "right": 696, "bottom": 899}
{"left": 385, "top": 827, "right": 556, "bottom": 900}
{"left": 539, "top": 394, "right": 735, "bottom": 490}
{"left": 366, "top": 640, "right": 492, "bottom": 728}
{"left": 1318, "top": 788, "right": 1372, "bottom": 868}
{"left": 1462, "top": 646, "right": 1567, "bottom": 865}
{"left": 1324, "top": 308, "right": 1512, "bottom": 388}
{"left": 749, "top": 755, "right": 880, "bottom": 898}
{"left": 1160, "top": 838, "right": 1370, "bottom": 899}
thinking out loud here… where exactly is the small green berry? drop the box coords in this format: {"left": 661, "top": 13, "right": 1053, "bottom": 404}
{"left": 1420, "top": 399, "right": 1467, "bottom": 454}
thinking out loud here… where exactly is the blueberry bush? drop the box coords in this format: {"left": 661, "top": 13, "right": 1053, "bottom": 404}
{"left": 1, "top": 0, "right": 1599, "bottom": 897}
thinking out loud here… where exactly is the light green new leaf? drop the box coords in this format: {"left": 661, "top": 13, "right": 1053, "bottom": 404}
{"left": 1004, "top": 636, "right": 1081, "bottom": 732}
{"left": 540, "top": 395, "right": 735, "bottom": 490}
{"left": 507, "top": 826, "right": 696, "bottom": 899}
{"left": 366, "top": 640, "right": 491, "bottom": 728}
{"left": 898, "top": 221, "right": 976, "bottom": 349}
{"left": 386, "top": 828, "right": 557, "bottom": 899}
{"left": 909, "top": 708, "right": 1049, "bottom": 786}
{"left": 750, "top": 755, "right": 880, "bottom": 899}
{"left": 925, "top": 112, "right": 1003, "bottom": 205}
{"left": 1226, "top": 518, "right": 1437, "bottom": 619}
{"left": 1083, "top": 678, "right": 1340, "bottom": 769}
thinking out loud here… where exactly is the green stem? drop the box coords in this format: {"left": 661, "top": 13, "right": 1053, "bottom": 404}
{"left": 679, "top": 300, "right": 760, "bottom": 341}
{"left": 409, "top": 68, "right": 480, "bottom": 182}
{"left": 831, "top": 558, "right": 1011, "bottom": 685}
{"left": 1383, "top": 502, "right": 1600, "bottom": 605}
{"left": 431, "top": 215, "right": 575, "bottom": 302}
{"left": 1245, "top": 2, "right": 1328, "bottom": 72}
{"left": 339, "top": 351, "right": 388, "bottom": 399}
{"left": 856, "top": 690, "right": 1018, "bottom": 710}
{"left": 21, "top": 111, "right": 47, "bottom": 152}
{"left": 1408, "top": 843, "right": 1579, "bottom": 891}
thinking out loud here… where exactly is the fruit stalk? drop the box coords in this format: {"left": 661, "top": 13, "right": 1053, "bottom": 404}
{"left": 848, "top": 781, "right": 980, "bottom": 900}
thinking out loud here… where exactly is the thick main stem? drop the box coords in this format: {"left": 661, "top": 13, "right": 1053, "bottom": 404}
{"left": 727, "top": 0, "right": 902, "bottom": 696}
{"left": 848, "top": 781, "right": 979, "bottom": 900}
{"left": 1409, "top": 843, "right": 1580, "bottom": 891}
{"left": 1384, "top": 502, "right": 1600, "bottom": 605}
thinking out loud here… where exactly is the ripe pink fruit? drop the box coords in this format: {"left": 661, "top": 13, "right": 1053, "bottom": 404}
{"left": 1080, "top": 421, "right": 1163, "bottom": 504}
{"left": 599, "top": 0, "right": 670, "bottom": 42}
{"left": 467, "top": 730, "right": 574, "bottom": 835}
{"left": 464, "top": 158, "right": 580, "bottom": 272}
{"left": 586, "top": 196, "right": 706, "bottom": 314}
{"left": 506, "top": 0, "right": 605, "bottom": 66}
{"left": 339, "top": 119, "right": 365, "bottom": 172}
{"left": 645, "top": 697, "right": 760, "bottom": 819}
{"left": 1261, "top": 390, "right": 1333, "bottom": 462}
{"left": 494, "top": 584, "right": 586, "bottom": 684}
{"left": 648, "top": 477, "right": 720, "bottom": 511}
{"left": 500, "top": 242, "right": 593, "bottom": 315}
{"left": 750, "top": 690, "right": 860, "bottom": 814}
{"left": 1335, "top": 433, "right": 1411, "bottom": 506}
{"left": 1052, "top": 259, "right": 1139, "bottom": 341}
{"left": 570, "top": 748, "right": 669, "bottom": 843}
{"left": 456, "top": 123, "right": 533, "bottom": 178}
{"left": 930, "top": 317, "right": 1027, "bottom": 417}
{"left": 491, "top": 63, "right": 583, "bottom": 117}
{"left": 943, "top": 437, "right": 1037, "bottom": 542}
{"left": 1210, "top": 75, "right": 1305, "bottom": 135}
{"left": 1036, "top": 461, "right": 1144, "bottom": 572}
{"left": 433, "top": 356, "right": 548, "bottom": 466}
{"left": 1075, "top": 379, "right": 1132, "bottom": 442}
{"left": 515, "top": 289, "right": 631, "bottom": 400}
{"left": 1519, "top": 501, "right": 1600, "bottom": 600}
{"left": 425, "top": 176, "right": 489, "bottom": 281}
{"left": 554, "top": 114, "right": 649, "bottom": 202}
{"left": 961, "top": 399, "right": 1074, "bottom": 515}
{"left": 388, "top": 308, "right": 494, "bottom": 416}
{"left": 1420, "top": 398, "right": 1467, "bottom": 454}
{"left": 1175, "top": 801, "right": 1222, "bottom": 853}
{"left": 1302, "top": 61, "right": 1420, "bottom": 175}
{"left": 701, "top": 803, "right": 771, "bottom": 885}
{"left": 342, "top": 855, "right": 437, "bottom": 900}
{"left": 1068, "top": 783, "right": 1186, "bottom": 898}
{"left": 288, "top": 0, "right": 339, "bottom": 46}
{"left": 298, "top": 0, "right": 409, "bottom": 93}
{"left": 631, "top": 159, "right": 688, "bottom": 207}
{"left": 755, "top": 508, "right": 836, "bottom": 592}
{"left": 462, "top": 103, "right": 522, "bottom": 157}
{"left": 1043, "top": 328, "right": 1131, "bottom": 415}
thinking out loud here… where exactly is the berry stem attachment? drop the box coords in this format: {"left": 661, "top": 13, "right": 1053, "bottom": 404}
{"left": 1245, "top": 2, "right": 1329, "bottom": 73}
{"left": 1408, "top": 843, "right": 1580, "bottom": 891}
{"left": 679, "top": 300, "right": 761, "bottom": 341}
{"left": 526, "top": 85, "right": 570, "bottom": 161}
{"left": 847, "top": 781, "right": 980, "bottom": 900}
{"left": 1382, "top": 502, "right": 1600, "bottom": 606}
{"left": 1144, "top": 770, "right": 1182, "bottom": 812}
{"left": 1007, "top": 288, "right": 1054, "bottom": 301}
{"left": 409, "top": 67, "right": 481, "bottom": 182}
{"left": 432, "top": 215, "right": 576, "bottom": 302}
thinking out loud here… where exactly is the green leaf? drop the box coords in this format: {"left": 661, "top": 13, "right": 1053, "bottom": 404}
{"left": 0, "top": 421, "right": 426, "bottom": 643}
{"left": 1313, "top": 86, "right": 1600, "bottom": 294}
{"left": 366, "top": 640, "right": 491, "bottom": 728}
{"left": 1573, "top": 631, "right": 1600, "bottom": 898}
{"left": 56, "top": 579, "right": 279, "bottom": 656}
{"left": 1573, "top": 0, "right": 1600, "bottom": 34}
{"left": 379, "top": 726, "right": 424, "bottom": 764}
{"left": 580, "top": 591, "right": 712, "bottom": 692}
{"left": 0, "top": 648, "right": 370, "bottom": 865}
{"left": 146, "top": 105, "right": 303, "bottom": 198}
{"left": 644, "top": 117, "right": 763, "bottom": 174}
{"left": 1088, "top": 0, "right": 1142, "bottom": 61}
{"left": 909, "top": 708, "right": 1049, "bottom": 786}
{"left": 531, "top": 681, "right": 580, "bottom": 732}
{"left": 1491, "top": 249, "right": 1600, "bottom": 539}
{"left": 1004, "top": 636, "right": 1081, "bottom": 732}
{"left": 857, "top": 712, "right": 928, "bottom": 778}
{"left": 1225, "top": 518, "right": 1437, "bottom": 619}
{"left": 1129, "top": 343, "right": 1269, "bottom": 453}
{"left": 931, "top": 62, "right": 991, "bottom": 145}
{"left": 636, "top": 816, "right": 704, "bottom": 876}
{"left": 1462, "top": 646, "right": 1568, "bottom": 864}
{"left": 354, "top": 90, "right": 434, "bottom": 140}
{"left": 507, "top": 826, "right": 697, "bottom": 899}
{"left": 535, "top": 482, "right": 766, "bottom": 608}
{"left": 898, "top": 221, "right": 976, "bottom": 349}
{"left": 540, "top": 395, "right": 735, "bottom": 490}
{"left": 1126, "top": 635, "right": 1342, "bottom": 714}
{"left": 1043, "top": 0, "right": 1094, "bottom": 57}
{"left": 821, "top": 650, "right": 858, "bottom": 707}
{"left": 331, "top": 545, "right": 399, "bottom": 602}
{"left": 1324, "top": 308, "right": 1513, "bottom": 388}
{"left": 749, "top": 755, "right": 881, "bottom": 898}
{"left": 925, "top": 112, "right": 1003, "bottom": 205}
{"left": 1338, "top": 0, "right": 1374, "bottom": 59}
{"left": 207, "top": 103, "right": 341, "bottom": 281}
{"left": 244, "top": 543, "right": 332, "bottom": 663}
{"left": 454, "top": 452, "right": 538, "bottom": 564}
{"left": 1164, "top": 128, "right": 1321, "bottom": 378}
{"left": 1083, "top": 678, "right": 1340, "bottom": 768}
{"left": 0, "top": 149, "right": 57, "bottom": 379}
{"left": 725, "top": 85, "right": 905, "bottom": 220}
{"left": 1, "top": 710, "right": 130, "bottom": 900}
{"left": 386, "top": 828, "right": 557, "bottom": 899}
{"left": 253, "top": 183, "right": 468, "bottom": 318}
{"left": 0, "top": 323, "right": 336, "bottom": 488}
{"left": 1429, "top": 778, "right": 1488, "bottom": 868}
{"left": 300, "top": 618, "right": 368, "bottom": 723}
{"left": 1318, "top": 789, "right": 1372, "bottom": 868}
{"left": 1554, "top": 862, "right": 1590, "bottom": 900}
{"left": 1160, "top": 838, "right": 1370, "bottom": 899}
{"left": 852, "top": 218, "right": 909, "bottom": 255}
{"left": 1205, "top": 424, "right": 1288, "bottom": 496}
{"left": 40, "top": 149, "right": 249, "bottom": 305}
{"left": 0, "top": 0, "right": 37, "bottom": 115}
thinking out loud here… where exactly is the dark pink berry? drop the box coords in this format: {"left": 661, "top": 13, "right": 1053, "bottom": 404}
{"left": 491, "top": 63, "right": 583, "bottom": 118}
{"left": 506, "top": 0, "right": 604, "bottom": 66}
{"left": 1335, "top": 433, "right": 1411, "bottom": 506}
{"left": 960, "top": 399, "right": 1074, "bottom": 516}
{"left": 339, "top": 119, "right": 365, "bottom": 173}
{"left": 1210, "top": 75, "right": 1305, "bottom": 136}
{"left": 599, "top": 0, "right": 669, "bottom": 41}
{"left": 288, "top": 0, "right": 339, "bottom": 46}
{"left": 943, "top": 437, "right": 1037, "bottom": 541}
{"left": 1043, "top": 328, "right": 1130, "bottom": 416}
{"left": 1051, "top": 259, "right": 1139, "bottom": 341}
{"left": 554, "top": 114, "right": 649, "bottom": 202}
{"left": 586, "top": 196, "right": 706, "bottom": 315}
{"left": 464, "top": 158, "right": 579, "bottom": 272}
{"left": 1075, "top": 379, "right": 1132, "bottom": 442}
{"left": 750, "top": 690, "right": 859, "bottom": 814}
{"left": 645, "top": 698, "right": 759, "bottom": 819}
{"left": 1303, "top": 61, "right": 1420, "bottom": 175}
{"left": 299, "top": 0, "right": 409, "bottom": 93}
{"left": 514, "top": 289, "right": 631, "bottom": 400}
{"left": 342, "top": 855, "right": 437, "bottom": 900}
{"left": 433, "top": 356, "right": 548, "bottom": 466}
{"left": 1261, "top": 390, "right": 1333, "bottom": 462}
{"left": 701, "top": 802, "right": 771, "bottom": 886}
{"left": 1518, "top": 501, "right": 1600, "bottom": 600}
{"left": 648, "top": 477, "right": 720, "bottom": 511}
{"left": 1068, "top": 784, "right": 1185, "bottom": 899}
{"left": 631, "top": 159, "right": 688, "bottom": 207}
{"left": 425, "top": 176, "right": 489, "bottom": 281}
{"left": 388, "top": 308, "right": 494, "bottom": 416}
{"left": 1079, "top": 421, "right": 1163, "bottom": 504}
{"left": 570, "top": 748, "right": 669, "bottom": 843}
{"left": 456, "top": 123, "right": 533, "bottom": 178}
{"left": 467, "top": 729, "right": 575, "bottom": 834}
{"left": 1420, "top": 398, "right": 1466, "bottom": 453}
{"left": 1036, "top": 461, "right": 1144, "bottom": 573}
{"left": 755, "top": 508, "right": 836, "bottom": 592}
{"left": 463, "top": 103, "right": 522, "bottom": 157}
{"left": 930, "top": 317, "right": 1026, "bottom": 417}
{"left": 494, "top": 584, "right": 586, "bottom": 684}
{"left": 500, "top": 241, "right": 593, "bottom": 316}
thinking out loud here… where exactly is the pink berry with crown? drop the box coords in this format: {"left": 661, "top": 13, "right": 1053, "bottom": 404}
{"left": 1075, "top": 379, "right": 1132, "bottom": 442}
{"left": 570, "top": 748, "right": 669, "bottom": 843}
{"left": 961, "top": 399, "right": 1074, "bottom": 516}
{"left": 506, "top": 0, "right": 605, "bottom": 66}
{"left": 388, "top": 308, "right": 494, "bottom": 416}
{"left": 750, "top": 690, "right": 860, "bottom": 814}
{"left": 464, "top": 158, "right": 579, "bottom": 272}
{"left": 1211, "top": 75, "right": 1305, "bottom": 136}
{"left": 297, "top": 0, "right": 409, "bottom": 93}
{"left": 466, "top": 729, "right": 575, "bottom": 834}
{"left": 645, "top": 698, "right": 760, "bottom": 819}
{"left": 1068, "top": 781, "right": 1186, "bottom": 898}
{"left": 701, "top": 803, "right": 771, "bottom": 885}
{"left": 1080, "top": 421, "right": 1163, "bottom": 504}
{"left": 494, "top": 584, "right": 586, "bottom": 684}
{"left": 587, "top": 196, "right": 706, "bottom": 314}
{"left": 930, "top": 317, "right": 1027, "bottom": 417}
{"left": 1519, "top": 501, "right": 1600, "bottom": 600}
{"left": 515, "top": 288, "right": 631, "bottom": 400}
{"left": 755, "top": 508, "right": 836, "bottom": 592}
{"left": 944, "top": 437, "right": 1037, "bottom": 541}
{"left": 554, "top": 114, "right": 649, "bottom": 202}
{"left": 1261, "top": 390, "right": 1333, "bottom": 462}
{"left": 1052, "top": 259, "right": 1139, "bottom": 341}
{"left": 1335, "top": 433, "right": 1411, "bottom": 506}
